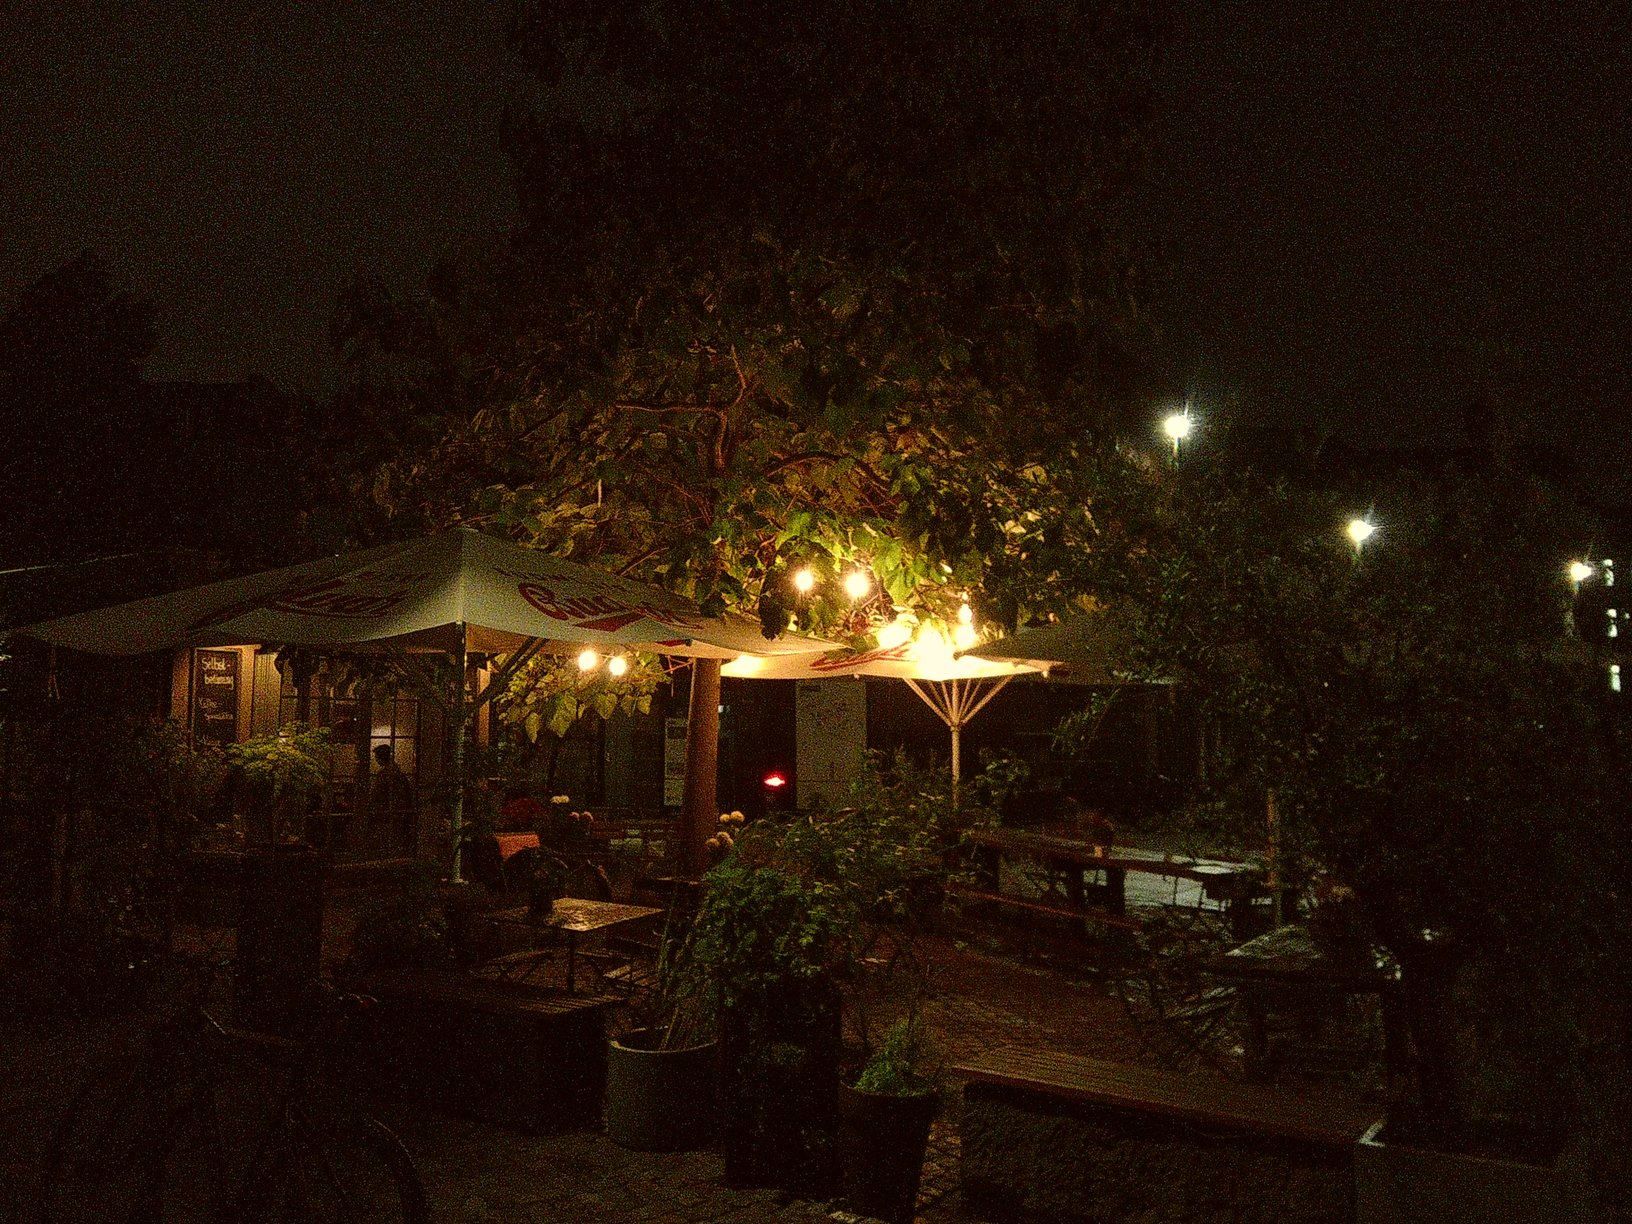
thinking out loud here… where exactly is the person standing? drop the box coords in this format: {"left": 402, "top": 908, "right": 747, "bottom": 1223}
{"left": 369, "top": 743, "right": 416, "bottom": 853}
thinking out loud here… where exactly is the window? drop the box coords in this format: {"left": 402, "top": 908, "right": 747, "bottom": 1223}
{"left": 277, "top": 662, "right": 420, "bottom": 860}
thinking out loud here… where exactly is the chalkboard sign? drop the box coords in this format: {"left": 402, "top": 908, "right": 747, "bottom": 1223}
{"left": 193, "top": 649, "right": 240, "bottom": 745}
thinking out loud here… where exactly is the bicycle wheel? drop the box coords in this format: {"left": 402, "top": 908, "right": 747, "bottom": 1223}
{"left": 135, "top": 1088, "right": 229, "bottom": 1224}
{"left": 37, "top": 1044, "right": 196, "bottom": 1224}
{"left": 254, "top": 1110, "right": 428, "bottom": 1224}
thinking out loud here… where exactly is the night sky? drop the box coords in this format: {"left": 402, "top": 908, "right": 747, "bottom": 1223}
{"left": 4, "top": 3, "right": 1628, "bottom": 500}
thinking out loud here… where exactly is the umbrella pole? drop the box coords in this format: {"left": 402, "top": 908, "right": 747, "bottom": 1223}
{"left": 449, "top": 626, "right": 467, "bottom": 884}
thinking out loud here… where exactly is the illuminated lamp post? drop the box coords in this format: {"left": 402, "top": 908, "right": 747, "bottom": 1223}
{"left": 1162, "top": 407, "right": 1194, "bottom": 459}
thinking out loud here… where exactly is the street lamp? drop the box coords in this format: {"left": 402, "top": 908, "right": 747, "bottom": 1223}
{"left": 1346, "top": 516, "right": 1377, "bottom": 553}
{"left": 1161, "top": 407, "right": 1194, "bottom": 458}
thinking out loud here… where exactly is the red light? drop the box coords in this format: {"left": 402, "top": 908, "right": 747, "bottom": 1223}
{"left": 762, "top": 772, "right": 787, "bottom": 790}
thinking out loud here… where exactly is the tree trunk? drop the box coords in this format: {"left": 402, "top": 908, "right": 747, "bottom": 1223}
{"left": 680, "top": 658, "right": 721, "bottom": 877}
{"left": 1395, "top": 934, "right": 1467, "bottom": 1145}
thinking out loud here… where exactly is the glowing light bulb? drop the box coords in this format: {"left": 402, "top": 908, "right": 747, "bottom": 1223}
{"left": 843, "top": 570, "right": 872, "bottom": 600}
{"left": 1346, "top": 517, "right": 1377, "bottom": 549}
{"left": 954, "top": 622, "right": 978, "bottom": 651}
{"left": 792, "top": 568, "right": 816, "bottom": 594}
{"left": 1162, "top": 411, "right": 1193, "bottom": 443}
{"left": 607, "top": 654, "right": 629, "bottom": 677}
{"left": 915, "top": 622, "right": 953, "bottom": 664}
{"left": 576, "top": 648, "right": 599, "bottom": 672}
{"left": 877, "top": 620, "right": 912, "bottom": 649}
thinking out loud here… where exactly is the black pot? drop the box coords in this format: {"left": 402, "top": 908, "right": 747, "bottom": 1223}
{"left": 720, "top": 988, "right": 841, "bottom": 1196}
{"left": 836, "top": 1081, "right": 939, "bottom": 1224}
{"left": 604, "top": 1028, "right": 719, "bottom": 1151}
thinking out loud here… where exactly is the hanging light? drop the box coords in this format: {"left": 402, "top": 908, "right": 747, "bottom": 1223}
{"left": 877, "top": 619, "right": 912, "bottom": 649}
{"left": 607, "top": 654, "right": 629, "bottom": 677}
{"left": 576, "top": 648, "right": 600, "bottom": 672}
{"left": 792, "top": 568, "right": 817, "bottom": 594}
{"left": 843, "top": 570, "right": 872, "bottom": 600}
{"left": 915, "top": 622, "right": 954, "bottom": 666}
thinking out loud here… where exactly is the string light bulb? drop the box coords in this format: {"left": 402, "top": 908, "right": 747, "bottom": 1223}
{"left": 792, "top": 568, "right": 816, "bottom": 594}
{"left": 576, "top": 648, "right": 600, "bottom": 672}
{"left": 607, "top": 654, "right": 629, "bottom": 677}
{"left": 843, "top": 570, "right": 872, "bottom": 600}
{"left": 877, "top": 619, "right": 912, "bottom": 649}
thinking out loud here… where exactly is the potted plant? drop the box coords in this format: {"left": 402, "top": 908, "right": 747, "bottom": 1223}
{"left": 685, "top": 855, "right": 844, "bottom": 1196}
{"left": 680, "top": 756, "right": 951, "bottom": 1200}
{"left": 527, "top": 852, "right": 568, "bottom": 916}
{"left": 224, "top": 722, "right": 331, "bottom": 847}
{"left": 603, "top": 909, "right": 721, "bottom": 1152}
{"left": 835, "top": 1014, "right": 943, "bottom": 1224}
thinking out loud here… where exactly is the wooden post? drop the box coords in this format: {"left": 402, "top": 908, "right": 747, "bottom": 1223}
{"left": 1266, "top": 788, "right": 1281, "bottom": 927}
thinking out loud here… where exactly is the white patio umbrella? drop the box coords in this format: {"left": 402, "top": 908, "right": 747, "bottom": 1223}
{"left": 18, "top": 528, "right": 833, "bottom": 871}
{"left": 18, "top": 528, "right": 829, "bottom": 659}
{"left": 722, "top": 627, "right": 1043, "bottom": 785}
{"left": 959, "top": 608, "right": 1164, "bottom": 683}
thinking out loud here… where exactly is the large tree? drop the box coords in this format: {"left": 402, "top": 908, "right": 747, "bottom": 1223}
{"left": 1080, "top": 425, "right": 1629, "bottom": 1147}
{"left": 326, "top": 0, "right": 1167, "bottom": 867}
{"left": 0, "top": 253, "right": 156, "bottom": 566}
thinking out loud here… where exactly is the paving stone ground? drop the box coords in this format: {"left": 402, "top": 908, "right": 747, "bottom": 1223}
{"left": 0, "top": 882, "right": 1356, "bottom": 1224}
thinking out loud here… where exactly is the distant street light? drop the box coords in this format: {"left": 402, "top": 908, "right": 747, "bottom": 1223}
{"left": 1161, "top": 407, "right": 1194, "bottom": 458}
{"left": 1346, "top": 517, "right": 1377, "bottom": 552}
{"left": 1568, "top": 560, "right": 1595, "bottom": 586}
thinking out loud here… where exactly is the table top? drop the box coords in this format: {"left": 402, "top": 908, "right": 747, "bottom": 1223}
{"left": 494, "top": 832, "right": 540, "bottom": 860}
{"left": 489, "top": 898, "right": 662, "bottom": 935}
{"left": 1208, "top": 924, "right": 1398, "bottom": 989}
{"left": 965, "top": 826, "right": 1257, "bottom": 883}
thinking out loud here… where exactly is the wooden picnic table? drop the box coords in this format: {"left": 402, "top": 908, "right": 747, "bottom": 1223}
{"left": 962, "top": 825, "right": 1267, "bottom": 936}
{"left": 1203, "top": 923, "right": 1408, "bottom": 1084}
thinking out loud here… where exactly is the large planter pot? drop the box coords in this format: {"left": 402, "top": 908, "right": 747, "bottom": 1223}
{"left": 1355, "top": 1120, "right": 1593, "bottom": 1224}
{"left": 836, "top": 1082, "right": 938, "bottom": 1224}
{"left": 604, "top": 1028, "right": 719, "bottom": 1151}
{"left": 720, "top": 988, "right": 842, "bottom": 1196}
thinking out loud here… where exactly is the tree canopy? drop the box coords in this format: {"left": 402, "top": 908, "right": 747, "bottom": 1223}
{"left": 326, "top": 0, "right": 1167, "bottom": 638}
{"left": 1078, "top": 427, "right": 1629, "bottom": 1135}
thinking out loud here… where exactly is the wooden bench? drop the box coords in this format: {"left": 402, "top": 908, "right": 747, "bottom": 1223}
{"left": 952, "top": 1046, "right": 1383, "bottom": 1224}
{"left": 944, "top": 879, "right": 1143, "bottom": 932}
{"left": 340, "top": 968, "right": 614, "bottom": 1133}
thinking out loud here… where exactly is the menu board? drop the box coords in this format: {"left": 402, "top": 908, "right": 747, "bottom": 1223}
{"left": 192, "top": 649, "right": 240, "bottom": 745}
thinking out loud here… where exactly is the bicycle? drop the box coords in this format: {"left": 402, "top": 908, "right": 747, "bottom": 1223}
{"left": 37, "top": 969, "right": 428, "bottom": 1224}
